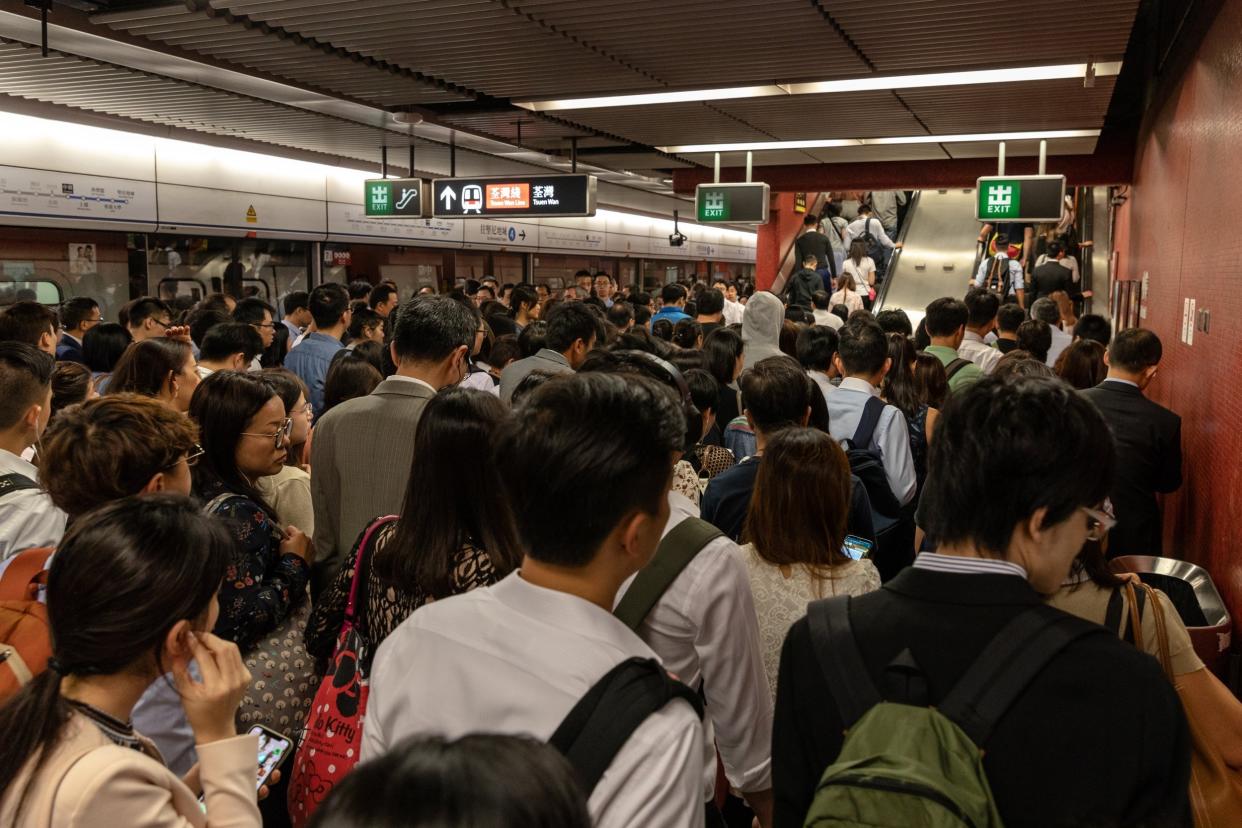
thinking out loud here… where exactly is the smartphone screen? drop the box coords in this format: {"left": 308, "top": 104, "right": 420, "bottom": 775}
{"left": 252, "top": 725, "right": 291, "bottom": 790}
{"left": 842, "top": 535, "right": 874, "bottom": 561}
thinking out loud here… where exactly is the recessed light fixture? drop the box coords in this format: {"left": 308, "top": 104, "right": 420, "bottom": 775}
{"left": 514, "top": 62, "right": 1121, "bottom": 111}
{"left": 658, "top": 129, "right": 1101, "bottom": 154}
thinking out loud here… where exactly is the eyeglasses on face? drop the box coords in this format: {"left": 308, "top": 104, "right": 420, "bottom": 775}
{"left": 163, "top": 444, "right": 204, "bottom": 471}
{"left": 241, "top": 418, "right": 293, "bottom": 448}
{"left": 1082, "top": 503, "right": 1117, "bottom": 542}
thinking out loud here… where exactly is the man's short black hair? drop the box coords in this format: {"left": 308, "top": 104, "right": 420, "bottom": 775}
{"left": 1073, "top": 313, "right": 1112, "bottom": 346}
{"left": 1016, "top": 319, "right": 1052, "bottom": 362}
{"left": 283, "top": 291, "right": 309, "bottom": 317}
{"left": 836, "top": 320, "right": 888, "bottom": 376}
{"left": 496, "top": 372, "right": 684, "bottom": 567}
{"left": 739, "top": 356, "right": 814, "bottom": 433}
{"left": 544, "top": 302, "right": 603, "bottom": 354}
{"left": 0, "top": 301, "right": 58, "bottom": 347}
{"left": 308, "top": 283, "right": 351, "bottom": 329}
{"left": 875, "top": 308, "right": 912, "bottom": 336}
{"left": 997, "top": 303, "right": 1025, "bottom": 333}
{"left": 812, "top": 291, "right": 830, "bottom": 311}
{"left": 60, "top": 297, "right": 100, "bottom": 331}
{"left": 606, "top": 301, "right": 634, "bottom": 329}
{"left": 1047, "top": 241, "right": 1064, "bottom": 258}
{"left": 992, "top": 233, "right": 1010, "bottom": 248}
{"left": 964, "top": 288, "right": 1001, "bottom": 328}
{"left": 684, "top": 368, "right": 718, "bottom": 416}
{"left": 803, "top": 214, "right": 819, "bottom": 227}
{"left": 921, "top": 377, "right": 1113, "bottom": 555}
{"left": 924, "top": 297, "right": 969, "bottom": 337}
{"left": 348, "top": 279, "right": 373, "bottom": 300}
{"left": 0, "top": 341, "right": 54, "bottom": 430}
{"left": 200, "top": 322, "right": 263, "bottom": 363}
{"left": 231, "top": 297, "right": 274, "bottom": 326}
{"left": 369, "top": 283, "right": 398, "bottom": 309}
{"left": 390, "top": 294, "right": 478, "bottom": 363}
{"left": 518, "top": 320, "right": 549, "bottom": 358}
{"left": 697, "top": 289, "right": 724, "bottom": 316}
{"left": 661, "top": 283, "right": 687, "bottom": 306}
{"left": 123, "top": 297, "right": 170, "bottom": 329}
{"left": 796, "top": 325, "right": 838, "bottom": 372}
{"left": 802, "top": 253, "right": 818, "bottom": 266}
{"left": 186, "top": 308, "right": 231, "bottom": 348}
{"left": 348, "top": 307, "right": 383, "bottom": 341}
{"left": 1030, "top": 297, "right": 1061, "bottom": 326}
{"left": 857, "top": 204, "right": 873, "bottom": 215}
{"left": 1109, "top": 328, "right": 1162, "bottom": 373}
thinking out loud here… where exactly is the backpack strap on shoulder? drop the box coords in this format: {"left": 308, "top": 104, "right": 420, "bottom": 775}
{"left": 849, "top": 395, "right": 886, "bottom": 450}
{"left": 0, "top": 472, "right": 39, "bottom": 498}
{"left": 807, "top": 596, "right": 882, "bottom": 728}
{"left": 614, "top": 518, "right": 721, "bottom": 630}
{"left": 939, "top": 605, "right": 1105, "bottom": 746}
{"left": 945, "top": 358, "right": 973, "bottom": 381}
{"left": 549, "top": 657, "right": 704, "bottom": 795}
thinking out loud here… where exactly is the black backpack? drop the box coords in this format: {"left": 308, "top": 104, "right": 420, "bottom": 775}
{"left": 861, "top": 218, "right": 888, "bottom": 274}
{"left": 982, "top": 255, "right": 1013, "bottom": 297}
{"left": 844, "top": 396, "right": 903, "bottom": 518}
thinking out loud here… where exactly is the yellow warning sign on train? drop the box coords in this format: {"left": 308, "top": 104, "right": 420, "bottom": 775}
{"left": 246, "top": 205, "right": 258, "bottom": 223}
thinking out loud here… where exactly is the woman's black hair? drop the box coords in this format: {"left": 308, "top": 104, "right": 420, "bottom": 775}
{"left": 0, "top": 495, "right": 230, "bottom": 817}
{"left": 1069, "top": 540, "right": 1125, "bottom": 590}
{"left": 50, "top": 361, "right": 92, "bottom": 420}
{"left": 671, "top": 319, "right": 701, "bottom": 349}
{"left": 374, "top": 388, "right": 521, "bottom": 599}
{"left": 701, "top": 326, "right": 743, "bottom": 386}
{"left": 651, "top": 318, "right": 674, "bottom": 342}
{"left": 322, "top": 355, "right": 382, "bottom": 416}
{"left": 260, "top": 368, "right": 309, "bottom": 466}
{"left": 188, "top": 370, "right": 280, "bottom": 517}
{"left": 82, "top": 322, "right": 132, "bottom": 374}
{"left": 881, "top": 332, "right": 921, "bottom": 421}
{"left": 517, "top": 319, "right": 549, "bottom": 358}
{"left": 105, "top": 338, "right": 192, "bottom": 399}
{"left": 308, "top": 733, "right": 590, "bottom": 828}
{"left": 348, "top": 340, "right": 386, "bottom": 376}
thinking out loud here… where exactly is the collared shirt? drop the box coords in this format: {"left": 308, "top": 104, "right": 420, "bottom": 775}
{"left": 364, "top": 571, "right": 707, "bottom": 828}
{"left": 0, "top": 448, "right": 67, "bottom": 564}
{"left": 912, "top": 551, "right": 1028, "bottom": 579}
{"left": 813, "top": 309, "right": 843, "bottom": 330}
{"left": 385, "top": 373, "right": 439, "bottom": 395}
{"left": 825, "top": 378, "right": 917, "bottom": 506}
{"left": 284, "top": 332, "right": 344, "bottom": 416}
{"left": 958, "top": 330, "right": 1002, "bottom": 375}
{"left": 282, "top": 319, "right": 302, "bottom": 342}
{"left": 809, "top": 370, "right": 835, "bottom": 404}
{"left": 722, "top": 299, "right": 745, "bottom": 326}
{"left": 196, "top": 365, "right": 215, "bottom": 380}
{"left": 615, "top": 489, "right": 773, "bottom": 795}
{"left": 844, "top": 216, "right": 895, "bottom": 250}
{"left": 925, "top": 344, "right": 983, "bottom": 392}
{"left": 973, "top": 252, "right": 1026, "bottom": 293}
{"left": 498, "top": 348, "right": 573, "bottom": 403}
{"left": 1046, "top": 324, "right": 1073, "bottom": 368}
{"left": 1103, "top": 377, "right": 1140, "bottom": 389}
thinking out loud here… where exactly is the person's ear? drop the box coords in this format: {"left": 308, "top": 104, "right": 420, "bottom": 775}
{"left": 40, "top": 331, "right": 55, "bottom": 352}
{"left": 22, "top": 402, "right": 42, "bottom": 434}
{"left": 389, "top": 341, "right": 401, "bottom": 369}
{"left": 1102, "top": 350, "right": 1112, "bottom": 368}
{"left": 833, "top": 353, "right": 845, "bottom": 376}
{"left": 881, "top": 356, "right": 892, "bottom": 378}
{"left": 231, "top": 353, "right": 246, "bottom": 372}
{"left": 142, "top": 471, "right": 167, "bottom": 494}
{"left": 617, "top": 509, "right": 654, "bottom": 569}
{"left": 167, "top": 371, "right": 179, "bottom": 399}
{"left": 162, "top": 618, "right": 193, "bottom": 669}
{"left": 1022, "top": 506, "right": 1050, "bottom": 547}
{"left": 800, "top": 405, "right": 811, "bottom": 427}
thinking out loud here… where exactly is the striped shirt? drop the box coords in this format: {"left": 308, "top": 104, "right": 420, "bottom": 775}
{"left": 912, "top": 552, "right": 1027, "bottom": 579}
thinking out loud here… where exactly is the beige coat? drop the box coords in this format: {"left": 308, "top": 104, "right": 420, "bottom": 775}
{"left": 1, "top": 712, "right": 259, "bottom": 828}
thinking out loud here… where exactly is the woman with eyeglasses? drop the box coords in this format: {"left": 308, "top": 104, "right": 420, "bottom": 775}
{"left": 188, "top": 371, "right": 312, "bottom": 652}
{"left": 104, "top": 337, "right": 200, "bottom": 412}
{"left": 255, "top": 368, "right": 315, "bottom": 536}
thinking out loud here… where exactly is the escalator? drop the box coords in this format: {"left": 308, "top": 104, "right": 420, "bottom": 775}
{"left": 875, "top": 189, "right": 981, "bottom": 325}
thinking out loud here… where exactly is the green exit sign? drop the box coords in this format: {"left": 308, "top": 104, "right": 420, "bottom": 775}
{"left": 975, "top": 175, "right": 1066, "bottom": 222}
{"left": 694, "top": 182, "right": 770, "bottom": 225}
{"left": 364, "top": 178, "right": 427, "bottom": 217}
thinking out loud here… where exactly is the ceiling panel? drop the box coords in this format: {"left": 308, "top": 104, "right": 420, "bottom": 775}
{"left": 803, "top": 143, "right": 951, "bottom": 163}
{"left": 901, "top": 77, "right": 1118, "bottom": 134}
{"left": 713, "top": 91, "right": 927, "bottom": 140}
{"left": 942, "top": 136, "right": 1100, "bottom": 158}
{"left": 561, "top": 101, "right": 774, "bottom": 147}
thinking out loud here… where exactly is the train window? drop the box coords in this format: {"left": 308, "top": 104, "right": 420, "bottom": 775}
{"left": 0, "top": 278, "right": 63, "bottom": 307}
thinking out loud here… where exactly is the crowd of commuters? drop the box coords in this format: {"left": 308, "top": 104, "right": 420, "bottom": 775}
{"left": 0, "top": 243, "right": 1231, "bottom": 828}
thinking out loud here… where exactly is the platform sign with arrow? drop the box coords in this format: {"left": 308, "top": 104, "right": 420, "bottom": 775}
{"left": 432, "top": 174, "right": 597, "bottom": 218}
{"left": 364, "top": 178, "right": 428, "bottom": 217}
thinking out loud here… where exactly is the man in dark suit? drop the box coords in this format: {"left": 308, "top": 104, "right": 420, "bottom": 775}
{"left": 56, "top": 298, "right": 100, "bottom": 365}
{"left": 1082, "top": 328, "right": 1182, "bottom": 557}
{"left": 1027, "top": 241, "right": 1076, "bottom": 305}
{"left": 309, "top": 294, "right": 479, "bottom": 598}
{"left": 772, "top": 376, "right": 1190, "bottom": 828}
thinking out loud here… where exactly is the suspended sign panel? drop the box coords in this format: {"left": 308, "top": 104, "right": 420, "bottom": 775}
{"left": 695, "top": 182, "right": 771, "bottom": 224}
{"left": 364, "top": 178, "right": 428, "bottom": 217}
{"left": 433, "top": 174, "right": 596, "bottom": 218}
{"left": 975, "top": 175, "right": 1066, "bottom": 222}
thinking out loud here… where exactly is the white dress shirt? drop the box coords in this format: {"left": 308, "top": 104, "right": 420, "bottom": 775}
{"left": 1046, "top": 324, "right": 1073, "bottom": 368}
{"left": 809, "top": 371, "right": 835, "bottom": 404}
{"left": 722, "top": 299, "right": 745, "bottom": 326}
{"left": 825, "top": 378, "right": 917, "bottom": 506}
{"left": 0, "top": 448, "right": 67, "bottom": 564}
{"left": 844, "top": 216, "right": 895, "bottom": 250}
{"left": 812, "top": 309, "right": 843, "bottom": 330}
{"left": 385, "top": 373, "right": 438, "bottom": 394}
{"left": 973, "top": 252, "right": 1026, "bottom": 294}
{"left": 958, "top": 330, "right": 1002, "bottom": 375}
{"left": 614, "top": 489, "right": 773, "bottom": 795}
{"left": 365, "top": 572, "right": 707, "bottom": 828}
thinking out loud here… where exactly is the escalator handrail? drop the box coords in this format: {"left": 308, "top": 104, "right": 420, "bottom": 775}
{"left": 872, "top": 191, "right": 919, "bottom": 312}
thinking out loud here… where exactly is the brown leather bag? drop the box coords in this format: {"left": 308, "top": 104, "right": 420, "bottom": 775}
{"left": 0, "top": 547, "right": 53, "bottom": 703}
{"left": 1126, "top": 582, "right": 1242, "bottom": 826}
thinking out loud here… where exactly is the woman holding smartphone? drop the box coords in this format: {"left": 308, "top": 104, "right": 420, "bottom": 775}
{"left": 734, "top": 427, "right": 880, "bottom": 702}
{"left": 0, "top": 495, "right": 260, "bottom": 827}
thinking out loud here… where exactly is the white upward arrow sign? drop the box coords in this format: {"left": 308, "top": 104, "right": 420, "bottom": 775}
{"left": 440, "top": 187, "right": 457, "bottom": 209}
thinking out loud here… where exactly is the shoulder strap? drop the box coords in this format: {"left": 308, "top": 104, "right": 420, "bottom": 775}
{"left": 202, "top": 492, "right": 248, "bottom": 516}
{"left": 548, "top": 657, "right": 704, "bottom": 795}
{"left": 807, "top": 596, "right": 882, "bottom": 728}
{"left": 1141, "top": 585, "right": 1173, "bottom": 678}
{"left": 849, "top": 395, "right": 886, "bottom": 449}
{"left": 939, "top": 605, "right": 1104, "bottom": 746}
{"left": 945, "top": 358, "right": 972, "bottom": 380}
{"left": 0, "top": 472, "right": 38, "bottom": 498}
{"left": 0, "top": 546, "right": 53, "bottom": 601}
{"left": 346, "top": 516, "right": 399, "bottom": 625}
{"left": 1104, "top": 586, "right": 1124, "bottom": 637}
{"left": 614, "top": 518, "right": 722, "bottom": 630}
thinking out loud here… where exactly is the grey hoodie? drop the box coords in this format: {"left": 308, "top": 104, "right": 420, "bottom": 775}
{"left": 741, "top": 291, "right": 786, "bottom": 370}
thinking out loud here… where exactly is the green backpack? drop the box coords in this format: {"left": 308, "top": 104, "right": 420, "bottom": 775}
{"left": 803, "top": 597, "right": 1104, "bottom": 828}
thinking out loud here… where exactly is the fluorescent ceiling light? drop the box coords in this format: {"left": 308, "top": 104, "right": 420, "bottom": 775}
{"left": 659, "top": 129, "right": 1100, "bottom": 154}
{"left": 514, "top": 62, "right": 1121, "bottom": 111}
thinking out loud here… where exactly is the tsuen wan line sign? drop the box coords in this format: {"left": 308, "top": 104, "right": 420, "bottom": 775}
{"left": 432, "top": 174, "right": 597, "bottom": 218}
{"left": 695, "top": 182, "right": 771, "bottom": 225}
{"left": 975, "top": 175, "right": 1065, "bottom": 222}
{"left": 364, "top": 178, "right": 429, "bottom": 217}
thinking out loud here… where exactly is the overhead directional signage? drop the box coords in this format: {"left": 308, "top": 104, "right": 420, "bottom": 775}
{"left": 432, "top": 174, "right": 597, "bottom": 218}
{"left": 975, "top": 175, "right": 1066, "bottom": 222}
{"left": 364, "top": 177, "right": 428, "bottom": 217}
{"left": 695, "top": 182, "right": 771, "bottom": 224}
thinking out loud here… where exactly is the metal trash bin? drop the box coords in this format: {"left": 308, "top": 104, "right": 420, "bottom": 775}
{"left": 1112, "top": 555, "right": 1232, "bottom": 677}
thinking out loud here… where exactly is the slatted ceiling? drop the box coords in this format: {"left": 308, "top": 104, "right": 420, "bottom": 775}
{"left": 901, "top": 77, "right": 1117, "bottom": 135}
{"left": 567, "top": 151, "right": 694, "bottom": 170}
{"left": 941, "top": 136, "right": 1100, "bottom": 159}
{"left": 560, "top": 101, "right": 774, "bottom": 147}
{"left": 713, "top": 91, "right": 927, "bottom": 140}
{"left": 822, "top": 0, "right": 1139, "bottom": 73}
{"left": 433, "top": 111, "right": 591, "bottom": 144}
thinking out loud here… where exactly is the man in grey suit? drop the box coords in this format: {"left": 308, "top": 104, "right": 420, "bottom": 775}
{"left": 310, "top": 294, "right": 479, "bottom": 598}
{"left": 498, "top": 302, "right": 602, "bottom": 403}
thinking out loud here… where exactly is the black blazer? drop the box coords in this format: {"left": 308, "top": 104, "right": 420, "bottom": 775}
{"left": 772, "top": 568, "right": 1191, "bottom": 828}
{"left": 1081, "top": 380, "right": 1182, "bottom": 556}
{"left": 56, "top": 333, "right": 85, "bottom": 364}
{"left": 1029, "top": 260, "right": 1077, "bottom": 303}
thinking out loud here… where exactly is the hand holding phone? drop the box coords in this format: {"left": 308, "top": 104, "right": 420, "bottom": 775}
{"left": 842, "top": 535, "right": 874, "bottom": 561}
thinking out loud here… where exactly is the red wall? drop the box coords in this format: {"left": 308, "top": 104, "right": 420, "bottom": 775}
{"left": 1115, "top": 0, "right": 1242, "bottom": 620}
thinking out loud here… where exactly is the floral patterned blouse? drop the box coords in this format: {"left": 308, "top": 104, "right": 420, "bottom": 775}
{"left": 304, "top": 519, "right": 503, "bottom": 662}
{"left": 197, "top": 480, "right": 310, "bottom": 653}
